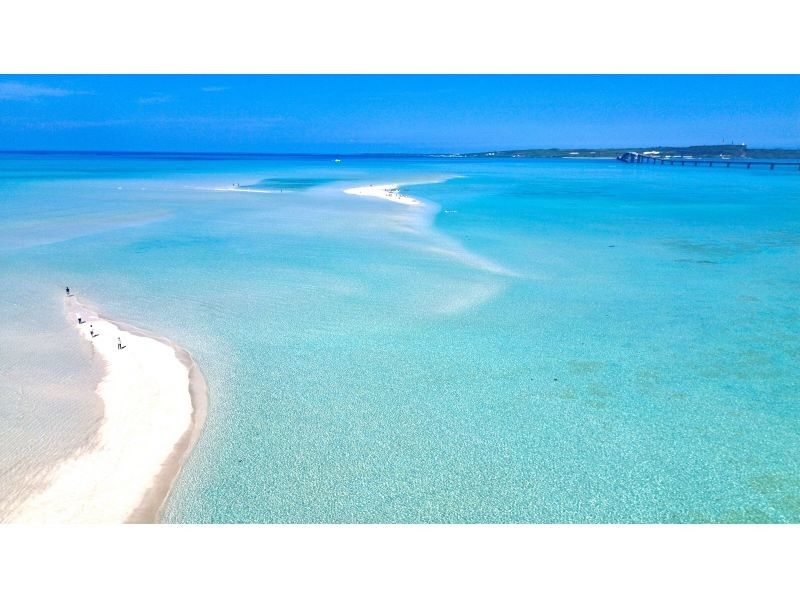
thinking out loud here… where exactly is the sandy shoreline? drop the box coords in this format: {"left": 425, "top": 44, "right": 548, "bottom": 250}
{"left": 344, "top": 183, "right": 424, "bottom": 206}
{"left": 3, "top": 296, "right": 206, "bottom": 523}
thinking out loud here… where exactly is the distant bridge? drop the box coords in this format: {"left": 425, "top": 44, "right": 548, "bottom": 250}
{"left": 617, "top": 152, "right": 800, "bottom": 171}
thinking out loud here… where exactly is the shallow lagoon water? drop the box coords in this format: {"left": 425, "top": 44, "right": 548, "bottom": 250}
{"left": 1, "top": 153, "right": 798, "bottom": 522}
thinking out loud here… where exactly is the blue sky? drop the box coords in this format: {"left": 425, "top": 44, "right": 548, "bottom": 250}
{"left": 0, "top": 75, "right": 797, "bottom": 153}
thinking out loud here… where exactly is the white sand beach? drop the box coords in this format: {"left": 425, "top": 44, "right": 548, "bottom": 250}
{"left": 344, "top": 183, "right": 423, "bottom": 206}
{"left": 4, "top": 296, "right": 206, "bottom": 523}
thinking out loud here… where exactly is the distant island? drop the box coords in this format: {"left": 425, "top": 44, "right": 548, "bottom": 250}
{"left": 460, "top": 144, "right": 800, "bottom": 160}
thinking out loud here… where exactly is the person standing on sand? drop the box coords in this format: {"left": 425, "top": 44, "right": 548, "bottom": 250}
{"left": 66, "top": 286, "right": 70, "bottom": 295}
{"left": 90, "top": 324, "right": 95, "bottom": 338}
{"left": 117, "top": 337, "right": 122, "bottom": 350}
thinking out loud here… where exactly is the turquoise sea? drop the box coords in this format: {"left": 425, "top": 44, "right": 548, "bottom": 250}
{"left": 1, "top": 152, "right": 798, "bottom": 522}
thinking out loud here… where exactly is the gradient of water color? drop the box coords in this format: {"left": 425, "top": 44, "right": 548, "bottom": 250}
{"left": 1, "top": 153, "right": 798, "bottom": 522}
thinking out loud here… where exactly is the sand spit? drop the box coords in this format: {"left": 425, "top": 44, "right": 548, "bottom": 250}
{"left": 3, "top": 296, "right": 206, "bottom": 523}
{"left": 344, "top": 183, "right": 424, "bottom": 206}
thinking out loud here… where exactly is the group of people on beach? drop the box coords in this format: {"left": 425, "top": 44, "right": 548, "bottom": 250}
{"left": 67, "top": 286, "right": 124, "bottom": 350}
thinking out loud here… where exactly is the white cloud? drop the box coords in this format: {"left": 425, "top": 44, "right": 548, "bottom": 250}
{"left": 0, "top": 81, "right": 81, "bottom": 100}
{"left": 0, "top": 115, "right": 284, "bottom": 131}
{"left": 138, "top": 93, "right": 173, "bottom": 105}
{"left": 201, "top": 86, "right": 229, "bottom": 92}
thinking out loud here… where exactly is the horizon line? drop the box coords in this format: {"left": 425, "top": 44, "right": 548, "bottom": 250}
{"left": 2, "top": 144, "right": 800, "bottom": 158}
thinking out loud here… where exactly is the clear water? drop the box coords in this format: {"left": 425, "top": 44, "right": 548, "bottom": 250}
{"left": 1, "top": 153, "right": 798, "bottom": 523}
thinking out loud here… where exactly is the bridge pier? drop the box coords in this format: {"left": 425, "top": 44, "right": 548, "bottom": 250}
{"left": 616, "top": 153, "right": 798, "bottom": 172}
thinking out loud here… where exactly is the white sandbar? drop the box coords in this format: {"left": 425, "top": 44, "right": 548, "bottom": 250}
{"left": 344, "top": 183, "right": 423, "bottom": 206}
{"left": 4, "top": 296, "right": 206, "bottom": 523}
